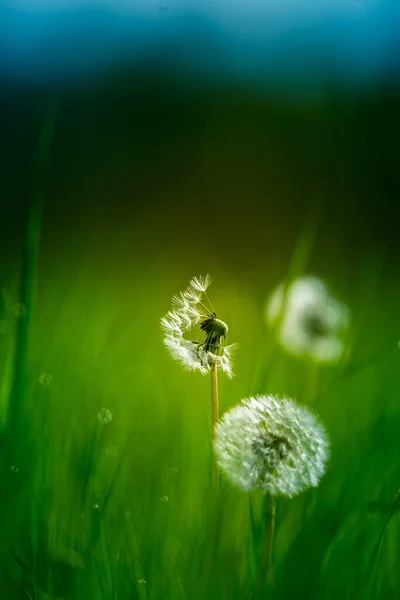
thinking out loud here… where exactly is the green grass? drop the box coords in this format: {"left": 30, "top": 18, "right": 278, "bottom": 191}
{"left": 0, "top": 226, "right": 399, "bottom": 600}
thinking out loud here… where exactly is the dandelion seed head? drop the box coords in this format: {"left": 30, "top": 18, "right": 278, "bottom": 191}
{"left": 214, "top": 394, "right": 329, "bottom": 497}
{"left": 161, "top": 275, "right": 236, "bottom": 377}
{"left": 266, "top": 275, "right": 349, "bottom": 364}
{"left": 11, "top": 465, "right": 19, "bottom": 473}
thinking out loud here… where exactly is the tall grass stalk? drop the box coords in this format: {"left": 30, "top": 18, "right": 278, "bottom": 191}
{"left": 6, "top": 96, "right": 58, "bottom": 455}
{"left": 368, "top": 489, "right": 400, "bottom": 599}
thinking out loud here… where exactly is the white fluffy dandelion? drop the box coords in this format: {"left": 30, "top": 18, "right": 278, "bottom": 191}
{"left": 214, "top": 394, "right": 329, "bottom": 497}
{"left": 266, "top": 275, "right": 349, "bottom": 364}
{"left": 161, "top": 275, "right": 236, "bottom": 378}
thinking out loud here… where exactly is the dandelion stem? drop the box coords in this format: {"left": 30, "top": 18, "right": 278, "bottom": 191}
{"left": 257, "top": 493, "right": 276, "bottom": 594}
{"left": 210, "top": 364, "right": 219, "bottom": 491}
{"left": 210, "top": 365, "right": 219, "bottom": 437}
{"left": 306, "top": 362, "right": 319, "bottom": 404}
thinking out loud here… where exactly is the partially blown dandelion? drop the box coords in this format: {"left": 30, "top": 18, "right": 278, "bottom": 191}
{"left": 266, "top": 275, "right": 349, "bottom": 364}
{"left": 161, "top": 275, "right": 236, "bottom": 378}
{"left": 162, "top": 275, "right": 236, "bottom": 491}
{"left": 214, "top": 394, "right": 329, "bottom": 497}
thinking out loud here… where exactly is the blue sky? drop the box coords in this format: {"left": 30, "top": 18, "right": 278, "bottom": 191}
{"left": 0, "top": 0, "right": 399, "bottom": 88}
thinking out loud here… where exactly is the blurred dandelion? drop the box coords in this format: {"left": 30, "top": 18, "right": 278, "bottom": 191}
{"left": 10, "top": 465, "right": 19, "bottom": 473}
{"left": 214, "top": 394, "right": 329, "bottom": 583}
{"left": 160, "top": 495, "right": 169, "bottom": 503}
{"left": 266, "top": 275, "right": 349, "bottom": 364}
{"left": 97, "top": 408, "right": 112, "bottom": 424}
{"left": 161, "top": 274, "right": 236, "bottom": 490}
{"left": 38, "top": 372, "right": 53, "bottom": 387}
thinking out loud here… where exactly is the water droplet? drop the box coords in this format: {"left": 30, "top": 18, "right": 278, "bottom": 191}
{"left": 39, "top": 372, "right": 53, "bottom": 388}
{"left": 97, "top": 408, "right": 112, "bottom": 424}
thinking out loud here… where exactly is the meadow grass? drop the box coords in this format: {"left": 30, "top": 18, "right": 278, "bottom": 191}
{"left": 0, "top": 222, "right": 399, "bottom": 600}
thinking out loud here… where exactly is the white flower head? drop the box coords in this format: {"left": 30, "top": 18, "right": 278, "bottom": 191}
{"left": 161, "top": 275, "right": 236, "bottom": 378}
{"left": 266, "top": 275, "right": 349, "bottom": 364}
{"left": 214, "top": 394, "right": 329, "bottom": 497}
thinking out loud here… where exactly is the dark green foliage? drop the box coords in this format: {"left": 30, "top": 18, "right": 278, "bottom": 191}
{"left": 0, "top": 75, "right": 399, "bottom": 599}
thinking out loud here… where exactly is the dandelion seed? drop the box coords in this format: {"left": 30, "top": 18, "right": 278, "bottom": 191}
{"left": 161, "top": 274, "right": 236, "bottom": 378}
{"left": 10, "top": 465, "right": 19, "bottom": 473}
{"left": 93, "top": 504, "right": 100, "bottom": 510}
{"left": 138, "top": 579, "right": 147, "bottom": 585}
{"left": 214, "top": 394, "right": 329, "bottom": 497}
{"left": 97, "top": 408, "right": 112, "bottom": 424}
{"left": 39, "top": 372, "right": 53, "bottom": 387}
{"left": 266, "top": 275, "right": 349, "bottom": 364}
{"left": 160, "top": 495, "right": 169, "bottom": 503}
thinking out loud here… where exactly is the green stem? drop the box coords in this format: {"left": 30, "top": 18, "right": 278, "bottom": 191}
{"left": 306, "top": 362, "right": 319, "bottom": 405}
{"left": 210, "top": 364, "right": 219, "bottom": 492}
{"left": 256, "top": 494, "right": 276, "bottom": 595}
{"left": 202, "top": 365, "right": 220, "bottom": 586}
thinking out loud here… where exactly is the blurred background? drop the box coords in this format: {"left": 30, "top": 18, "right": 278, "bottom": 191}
{"left": 0, "top": 1, "right": 400, "bottom": 599}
